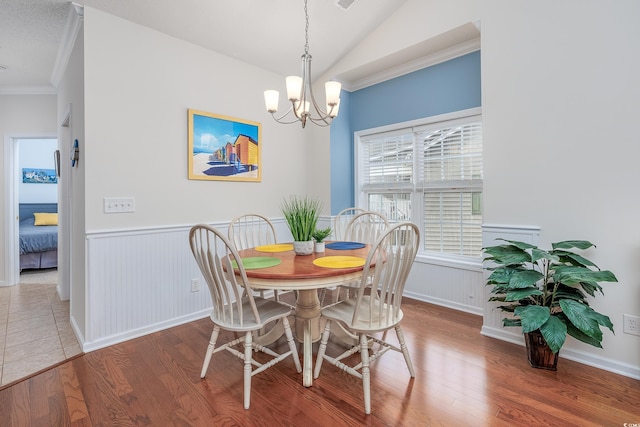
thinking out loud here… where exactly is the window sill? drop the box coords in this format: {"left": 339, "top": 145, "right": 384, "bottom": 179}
{"left": 415, "top": 253, "right": 483, "bottom": 272}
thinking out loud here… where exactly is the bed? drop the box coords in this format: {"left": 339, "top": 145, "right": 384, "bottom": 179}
{"left": 19, "top": 203, "right": 58, "bottom": 271}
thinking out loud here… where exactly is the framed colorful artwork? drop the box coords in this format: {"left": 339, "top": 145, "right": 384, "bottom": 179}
{"left": 188, "top": 109, "right": 262, "bottom": 182}
{"left": 22, "top": 168, "right": 58, "bottom": 184}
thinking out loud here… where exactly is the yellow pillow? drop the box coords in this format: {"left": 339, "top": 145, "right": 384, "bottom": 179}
{"left": 33, "top": 212, "right": 58, "bottom": 226}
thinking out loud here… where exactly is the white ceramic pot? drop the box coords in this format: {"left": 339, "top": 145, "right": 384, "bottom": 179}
{"left": 314, "top": 241, "right": 325, "bottom": 253}
{"left": 293, "top": 240, "right": 314, "bottom": 255}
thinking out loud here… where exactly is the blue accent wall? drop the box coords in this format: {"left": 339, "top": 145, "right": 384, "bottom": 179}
{"left": 330, "top": 90, "right": 353, "bottom": 213}
{"left": 330, "top": 51, "right": 481, "bottom": 214}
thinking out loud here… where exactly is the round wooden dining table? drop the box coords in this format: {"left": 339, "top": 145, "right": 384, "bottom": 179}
{"left": 234, "top": 242, "right": 370, "bottom": 387}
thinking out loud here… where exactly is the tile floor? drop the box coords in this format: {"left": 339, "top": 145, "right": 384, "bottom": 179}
{"left": 0, "top": 269, "right": 81, "bottom": 387}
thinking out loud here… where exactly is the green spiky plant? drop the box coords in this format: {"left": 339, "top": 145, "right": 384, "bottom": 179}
{"left": 312, "top": 227, "right": 332, "bottom": 243}
{"left": 483, "top": 239, "right": 618, "bottom": 354}
{"left": 281, "top": 196, "right": 321, "bottom": 242}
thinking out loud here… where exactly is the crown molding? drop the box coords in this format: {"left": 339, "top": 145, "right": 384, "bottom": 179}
{"left": 343, "top": 37, "right": 481, "bottom": 92}
{"left": 50, "top": 2, "right": 84, "bottom": 89}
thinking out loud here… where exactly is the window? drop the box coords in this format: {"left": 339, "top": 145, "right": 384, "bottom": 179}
{"left": 356, "top": 109, "right": 483, "bottom": 258}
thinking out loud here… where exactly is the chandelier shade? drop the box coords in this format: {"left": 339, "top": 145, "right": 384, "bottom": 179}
{"left": 264, "top": 0, "right": 341, "bottom": 128}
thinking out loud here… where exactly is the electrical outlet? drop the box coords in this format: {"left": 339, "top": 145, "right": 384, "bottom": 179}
{"left": 191, "top": 278, "right": 200, "bottom": 293}
{"left": 623, "top": 314, "right": 640, "bottom": 336}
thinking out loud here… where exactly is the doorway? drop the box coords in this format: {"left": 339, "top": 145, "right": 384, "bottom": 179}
{"left": 16, "top": 137, "right": 59, "bottom": 280}
{"left": 4, "top": 133, "right": 69, "bottom": 302}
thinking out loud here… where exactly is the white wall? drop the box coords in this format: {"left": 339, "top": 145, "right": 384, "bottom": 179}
{"left": 65, "top": 8, "right": 333, "bottom": 348}
{"left": 481, "top": 0, "right": 640, "bottom": 377}
{"left": 56, "top": 14, "right": 85, "bottom": 339}
{"left": 18, "top": 138, "right": 58, "bottom": 203}
{"left": 83, "top": 8, "right": 321, "bottom": 233}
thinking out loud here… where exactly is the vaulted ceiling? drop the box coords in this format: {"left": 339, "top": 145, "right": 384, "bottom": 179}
{"left": 0, "top": 0, "right": 410, "bottom": 93}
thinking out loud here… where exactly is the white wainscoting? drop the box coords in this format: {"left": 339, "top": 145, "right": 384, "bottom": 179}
{"left": 80, "top": 221, "right": 640, "bottom": 378}
{"left": 82, "top": 218, "right": 485, "bottom": 351}
{"left": 404, "top": 256, "right": 484, "bottom": 315}
{"left": 82, "top": 218, "right": 308, "bottom": 352}
{"left": 84, "top": 225, "right": 213, "bottom": 351}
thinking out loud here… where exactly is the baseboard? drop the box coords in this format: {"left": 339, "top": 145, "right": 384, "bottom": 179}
{"left": 405, "top": 291, "right": 483, "bottom": 316}
{"left": 481, "top": 326, "right": 640, "bottom": 380}
{"left": 80, "top": 309, "right": 211, "bottom": 353}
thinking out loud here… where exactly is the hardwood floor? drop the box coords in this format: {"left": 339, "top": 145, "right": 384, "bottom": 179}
{"left": 0, "top": 296, "right": 638, "bottom": 426}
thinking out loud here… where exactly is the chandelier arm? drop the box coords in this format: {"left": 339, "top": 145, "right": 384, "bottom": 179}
{"left": 270, "top": 107, "right": 304, "bottom": 125}
{"left": 309, "top": 86, "right": 332, "bottom": 120}
{"left": 306, "top": 117, "right": 331, "bottom": 127}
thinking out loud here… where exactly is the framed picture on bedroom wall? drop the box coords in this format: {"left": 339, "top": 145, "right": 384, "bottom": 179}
{"left": 22, "top": 168, "right": 58, "bottom": 184}
{"left": 187, "top": 109, "right": 262, "bottom": 182}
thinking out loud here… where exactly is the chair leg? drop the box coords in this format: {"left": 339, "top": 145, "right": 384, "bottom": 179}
{"left": 313, "top": 320, "right": 332, "bottom": 379}
{"left": 200, "top": 326, "right": 220, "bottom": 378}
{"left": 395, "top": 325, "right": 415, "bottom": 377}
{"left": 243, "top": 331, "right": 253, "bottom": 409}
{"left": 282, "top": 316, "right": 302, "bottom": 373}
{"left": 360, "top": 333, "right": 371, "bottom": 415}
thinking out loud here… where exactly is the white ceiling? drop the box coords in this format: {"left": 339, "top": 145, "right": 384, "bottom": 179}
{"left": 0, "top": 0, "right": 410, "bottom": 93}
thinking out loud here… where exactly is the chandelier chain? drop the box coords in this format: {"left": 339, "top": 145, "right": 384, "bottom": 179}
{"left": 304, "top": 0, "right": 310, "bottom": 54}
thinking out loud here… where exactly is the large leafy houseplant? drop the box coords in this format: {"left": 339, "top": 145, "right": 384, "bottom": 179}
{"left": 483, "top": 239, "right": 617, "bottom": 355}
{"left": 281, "top": 195, "right": 321, "bottom": 242}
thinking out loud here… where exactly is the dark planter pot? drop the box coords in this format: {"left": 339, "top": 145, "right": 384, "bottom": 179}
{"left": 524, "top": 330, "right": 559, "bottom": 370}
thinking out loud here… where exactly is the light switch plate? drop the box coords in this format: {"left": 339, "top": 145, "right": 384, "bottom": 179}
{"left": 104, "top": 197, "right": 135, "bottom": 213}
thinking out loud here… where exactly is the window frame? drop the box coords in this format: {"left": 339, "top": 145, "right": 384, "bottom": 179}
{"left": 354, "top": 107, "right": 482, "bottom": 263}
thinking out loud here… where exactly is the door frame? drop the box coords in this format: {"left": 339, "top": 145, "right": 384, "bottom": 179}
{"left": 3, "top": 132, "right": 69, "bottom": 300}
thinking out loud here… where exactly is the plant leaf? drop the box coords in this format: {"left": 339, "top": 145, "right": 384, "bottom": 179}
{"left": 552, "top": 240, "right": 595, "bottom": 250}
{"left": 553, "top": 250, "right": 598, "bottom": 269}
{"left": 515, "top": 305, "right": 550, "bottom": 333}
{"left": 486, "top": 268, "right": 514, "bottom": 285}
{"left": 553, "top": 266, "right": 618, "bottom": 286}
{"left": 578, "top": 280, "right": 603, "bottom": 297}
{"left": 539, "top": 316, "right": 567, "bottom": 354}
{"left": 483, "top": 244, "right": 531, "bottom": 265}
{"left": 563, "top": 317, "right": 603, "bottom": 348}
{"left": 553, "top": 283, "right": 587, "bottom": 302}
{"left": 495, "top": 239, "right": 537, "bottom": 250}
{"left": 559, "top": 299, "right": 604, "bottom": 341}
{"left": 502, "top": 317, "right": 522, "bottom": 327}
{"left": 504, "top": 287, "right": 543, "bottom": 301}
{"left": 509, "top": 270, "right": 544, "bottom": 288}
{"left": 531, "top": 248, "right": 559, "bottom": 263}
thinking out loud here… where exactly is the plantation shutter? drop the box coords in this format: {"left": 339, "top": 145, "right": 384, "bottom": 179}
{"left": 361, "top": 131, "right": 414, "bottom": 191}
{"left": 357, "top": 111, "right": 483, "bottom": 259}
{"left": 417, "top": 121, "right": 483, "bottom": 256}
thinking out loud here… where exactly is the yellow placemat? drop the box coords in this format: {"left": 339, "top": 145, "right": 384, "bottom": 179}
{"left": 232, "top": 257, "right": 282, "bottom": 269}
{"left": 255, "top": 243, "right": 294, "bottom": 253}
{"left": 313, "top": 256, "right": 366, "bottom": 269}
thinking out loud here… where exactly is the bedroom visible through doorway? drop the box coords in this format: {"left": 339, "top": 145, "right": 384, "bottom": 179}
{"left": 16, "top": 138, "right": 59, "bottom": 278}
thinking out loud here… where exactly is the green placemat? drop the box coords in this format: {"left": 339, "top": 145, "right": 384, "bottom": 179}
{"left": 232, "top": 257, "right": 282, "bottom": 270}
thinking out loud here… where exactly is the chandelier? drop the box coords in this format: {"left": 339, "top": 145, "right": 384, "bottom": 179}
{"left": 264, "top": 0, "right": 342, "bottom": 128}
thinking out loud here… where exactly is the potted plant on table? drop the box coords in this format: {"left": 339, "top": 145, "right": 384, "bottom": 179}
{"left": 483, "top": 239, "right": 618, "bottom": 370}
{"left": 281, "top": 195, "right": 321, "bottom": 255}
{"left": 312, "top": 227, "right": 332, "bottom": 253}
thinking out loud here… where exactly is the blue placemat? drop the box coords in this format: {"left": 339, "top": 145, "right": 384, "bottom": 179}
{"left": 326, "top": 241, "right": 366, "bottom": 250}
